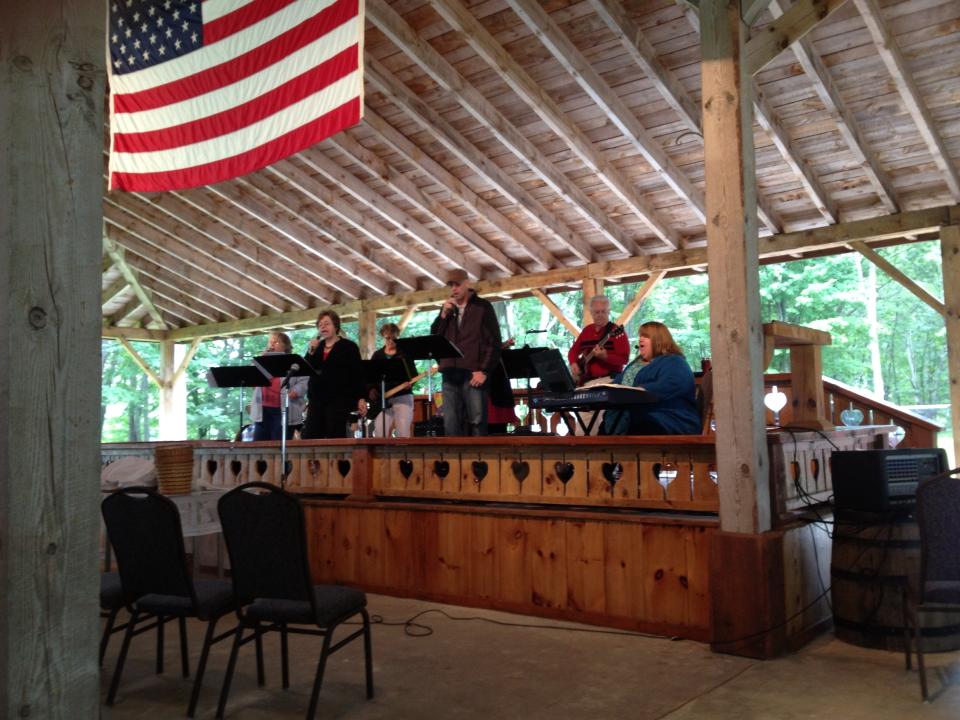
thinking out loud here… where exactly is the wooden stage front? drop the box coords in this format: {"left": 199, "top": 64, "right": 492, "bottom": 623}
{"left": 103, "top": 427, "right": 894, "bottom": 658}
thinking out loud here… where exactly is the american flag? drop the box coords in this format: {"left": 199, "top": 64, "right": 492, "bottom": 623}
{"left": 107, "top": 0, "right": 364, "bottom": 192}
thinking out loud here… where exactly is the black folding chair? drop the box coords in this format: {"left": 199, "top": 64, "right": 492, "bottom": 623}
{"left": 905, "top": 467, "right": 960, "bottom": 702}
{"left": 215, "top": 481, "right": 374, "bottom": 719}
{"left": 102, "top": 486, "right": 238, "bottom": 717}
{"left": 100, "top": 571, "right": 128, "bottom": 666}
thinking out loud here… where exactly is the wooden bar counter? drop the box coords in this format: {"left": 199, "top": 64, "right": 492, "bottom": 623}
{"left": 102, "top": 426, "right": 896, "bottom": 656}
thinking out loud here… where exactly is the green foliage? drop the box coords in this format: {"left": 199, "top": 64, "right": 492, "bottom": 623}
{"left": 101, "top": 242, "right": 951, "bottom": 441}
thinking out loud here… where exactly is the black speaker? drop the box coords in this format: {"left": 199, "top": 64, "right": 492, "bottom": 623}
{"left": 831, "top": 448, "right": 947, "bottom": 512}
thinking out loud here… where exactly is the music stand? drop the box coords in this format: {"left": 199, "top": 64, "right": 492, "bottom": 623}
{"left": 206, "top": 366, "right": 271, "bottom": 439}
{"left": 529, "top": 350, "right": 579, "bottom": 435}
{"left": 502, "top": 346, "right": 549, "bottom": 432}
{"left": 252, "top": 354, "right": 318, "bottom": 488}
{"left": 394, "top": 335, "right": 463, "bottom": 435}
{"left": 362, "top": 357, "right": 414, "bottom": 438}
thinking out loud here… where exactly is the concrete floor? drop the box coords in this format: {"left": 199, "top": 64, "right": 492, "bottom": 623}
{"left": 101, "top": 594, "right": 960, "bottom": 720}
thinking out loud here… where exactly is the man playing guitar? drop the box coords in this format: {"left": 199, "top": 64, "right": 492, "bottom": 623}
{"left": 568, "top": 295, "right": 630, "bottom": 385}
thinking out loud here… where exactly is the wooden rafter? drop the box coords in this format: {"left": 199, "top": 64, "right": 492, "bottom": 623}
{"left": 370, "top": 0, "right": 640, "bottom": 256}
{"left": 364, "top": 48, "right": 599, "bottom": 263}
{"left": 294, "top": 145, "right": 486, "bottom": 279}
{"left": 852, "top": 0, "right": 960, "bottom": 201}
{"left": 113, "top": 192, "right": 313, "bottom": 308}
{"left": 107, "top": 296, "right": 146, "bottom": 328}
{"left": 362, "top": 109, "right": 558, "bottom": 270}
{"left": 397, "top": 305, "right": 418, "bottom": 333}
{"left": 327, "top": 133, "right": 522, "bottom": 275}
{"left": 848, "top": 241, "right": 945, "bottom": 316}
{"left": 102, "top": 233, "right": 168, "bottom": 329}
{"left": 746, "top": 0, "right": 850, "bottom": 77}
{"left": 117, "top": 337, "right": 162, "bottom": 387}
{"left": 101, "top": 275, "right": 128, "bottom": 306}
{"left": 170, "top": 339, "right": 201, "bottom": 387}
{"left": 742, "top": 0, "right": 772, "bottom": 24}
{"left": 766, "top": 0, "right": 898, "bottom": 213}
{"left": 507, "top": 0, "right": 705, "bottom": 232}
{"left": 530, "top": 289, "right": 580, "bottom": 337}
{"left": 616, "top": 271, "right": 667, "bottom": 327}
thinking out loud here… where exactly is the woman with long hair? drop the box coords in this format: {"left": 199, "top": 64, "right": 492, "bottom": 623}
{"left": 606, "top": 321, "right": 700, "bottom": 435}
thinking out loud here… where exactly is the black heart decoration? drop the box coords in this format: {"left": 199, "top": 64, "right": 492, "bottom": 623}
{"left": 206, "top": 460, "right": 218, "bottom": 476}
{"left": 337, "top": 459, "right": 351, "bottom": 478}
{"left": 554, "top": 461, "right": 575, "bottom": 484}
{"left": 230, "top": 460, "right": 242, "bottom": 476}
{"left": 511, "top": 460, "right": 530, "bottom": 482}
{"left": 255, "top": 460, "right": 268, "bottom": 476}
{"left": 602, "top": 462, "right": 623, "bottom": 486}
{"left": 434, "top": 460, "right": 450, "bottom": 478}
{"left": 472, "top": 460, "right": 488, "bottom": 482}
{"left": 399, "top": 459, "right": 414, "bottom": 479}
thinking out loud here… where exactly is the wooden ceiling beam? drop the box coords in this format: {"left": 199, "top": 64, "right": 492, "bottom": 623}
{"left": 746, "top": 0, "right": 849, "bottom": 76}
{"left": 105, "top": 224, "right": 254, "bottom": 322}
{"left": 767, "top": 0, "right": 898, "bottom": 213}
{"left": 115, "top": 191, "right": 316, "bottom": 308}
{"left": 103, "top": 215, "right": 273, "bottom": 317}
{"left": 134, "top": 190, "right": 323, "bottom": 307}
{"left": 101, "top": 321, "right": 166, "bottom": 342}
{"left": 742, "top": 0, "right": 772, "bottom": 24}
{"left": 365, "top": 55, "right": 597, "bottom": 263}
{"left": 530, "top": 289, "right": 580, "bottom": 337}
{"left": 407, "top": 0, "right": 658, "bottom": 253}
{"left": 616, "top": 270, "right": 667, "bottom": 327}
{"left": 102, "top": 232, "right": 168, "bottom": 329}
{"left": 327, "top": 133, "right": 522, "bottom": 276}
{"left": 117, "top": 337, "right": 162, "bottom": 387}
{"left": 101, "top": 275, "right": 128, "bottom": 306}
{"left": 852, "top": 0, "right": 960, "bottom": 202}
{"left": 105, "top": 296, "right": 147, "bottom": 329}
{"left": 295, "top": 145, "right": 487, "bottom": 280}
{"left": 362, "top": 110, "right": 558, "bottom": 270}
{"left": 506, "top": 0, "right": 703, "bottom": 235}
{"left": 209, "top": 176, "right": 382, "bottom": 297}
{"left": 174, "top": 187, "right": 379, "bottom": 300}
{"left": 367, "top": 0, "right": 656, "bottom": 255}
{"left": 271, "top": 157, "right": 447, "bottom": 286}
{"left": 848, "top": 240, "right": 945, "bottom": 316}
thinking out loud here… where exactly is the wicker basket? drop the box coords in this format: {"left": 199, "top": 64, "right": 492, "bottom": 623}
{"left": 155, "top": 444, "right": 194, "bottom": 495}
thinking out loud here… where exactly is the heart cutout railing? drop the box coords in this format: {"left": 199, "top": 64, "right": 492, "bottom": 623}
{"left": 337, "top": 459, "right": 351, "bottom": 478}
{"left": 472, "top": 460, "right": 488, "bottom": 483}
{"left": 433, "top": 460, "right": 450, "bottom": 479}
{"left": 255, "top": 460, "right": 268, "bottom": 476}
{"left": 399, "top": 459, "right": 414, "bottom": 479}
{"left": 230, "top": 460, "right": 242, "bottom": 476}
{"left": 554, "top": 461, "right": 575, "bottom": 484}
{"left": 511, "top": 460, "right": 530, "bottom": 482}
{"left": 206, "top": 460, "right": 218, "bottom": 477}
{"left": 601, "top": 461, "right": 623, "bottom": 486}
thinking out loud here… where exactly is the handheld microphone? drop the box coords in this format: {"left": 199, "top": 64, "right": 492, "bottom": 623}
{"left": 525, "top": 329, "right": 546, "bottom": 334}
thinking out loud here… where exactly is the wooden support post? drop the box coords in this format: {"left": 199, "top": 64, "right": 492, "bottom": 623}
{"left": 616, "top": 271, "right": 667, "bottom": 328}
{"left": 359, "top": 308, "right": 378, "bottom": 359}
{"left": 530, "top": 289, "right": 580, "bottom": 337}
{"left": 0, "top": 1, "right": 103, "bottom": 714}
{"left": 941, "top": 225, "right": 960, "bottom": 465}
{"left": 763, "top": 322, "right": 833, "bottom": 430}
{"left": 397, "top": 305, "right": 418, "bottom": 333}
{"left": 158, "top": 340, "right": 189, "bottom": 440}
{"left": 701, "top": 0, "right": 770, "bottom": 534}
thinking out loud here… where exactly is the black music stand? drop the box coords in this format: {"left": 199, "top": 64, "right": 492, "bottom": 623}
{"left": 395, "top": 335, "right": 462, "bottom": 436}
{"left": 502, "top": 346, "right": 548, "bottom": 433}
{"left": 252, "top": 354, "right": 318, "bottom": 488}
{"left": 362, "top": 357, "right": 414, "bottom": 438}
{"left": 206, "top": 365, "right": 271, "bottom": 439}
{"left": 529, "top": 349, "right": 580, "bottom": 435}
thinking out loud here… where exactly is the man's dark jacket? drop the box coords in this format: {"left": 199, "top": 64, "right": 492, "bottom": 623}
{"left": 430, "top": 290, "right": 502, "bottom": 376}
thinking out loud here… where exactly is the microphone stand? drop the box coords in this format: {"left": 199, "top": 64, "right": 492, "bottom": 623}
{"left": 280, "top": 367, "right": 296, "bottom": 489}
{"left": 380, "top": 373, "right": 388, "bottom": 439}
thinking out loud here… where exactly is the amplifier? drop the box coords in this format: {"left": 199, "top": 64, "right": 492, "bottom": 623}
{"left": 831, "top": 448, "right": 947, "bottom": 512}
{"left": 413, "top": 417, "right": 444, "bottom": 437}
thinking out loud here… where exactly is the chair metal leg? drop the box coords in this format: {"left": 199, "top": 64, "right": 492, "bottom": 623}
{"left": 306, "top": 631, "right": 334, "bottom": 720}
{"left": 100, "top": 607, "right": 121, "bottom": 666}
{"left": 179, "top": 616, "right": 190, "bottom": 678}
{"left": 915, "top": 610, "right": 929, "bottom": 701}
{"left": 362, "top": 609, "right": 374, "bottom": 699}
{"left": 107, "top": 609, "right": 140, "bottom": 706}
{"left": 215, "top": 624, "right": 245, "bottom": 720}
{"left": 281, "top": 623, "right": 290, "bottom": 690}
{"left": 156, "top": 615, "right": 165, "bottom": 674}
{"left": 902, "top": 590, "right": 913, "bottom": 671}
{"left": 187, "top": 617, "right": 219, "bottom": 718}
{"left": 254, "top": 621, "right": 265, "bottom": 687}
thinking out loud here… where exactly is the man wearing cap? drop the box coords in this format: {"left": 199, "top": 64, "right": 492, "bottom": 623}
{"left": 430, "top": 268, "right": 503, "bottom": 436}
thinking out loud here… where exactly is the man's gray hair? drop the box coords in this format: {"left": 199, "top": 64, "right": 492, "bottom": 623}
{"left": 589, "top": 294, "right": 611, "bottom": 308}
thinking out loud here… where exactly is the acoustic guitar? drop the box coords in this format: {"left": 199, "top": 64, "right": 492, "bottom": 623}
{"left": 574, "top": 323, "right": 625, "bottom": 385}
{"left": 367, "top": 365, "right": 439, "bottom": 418}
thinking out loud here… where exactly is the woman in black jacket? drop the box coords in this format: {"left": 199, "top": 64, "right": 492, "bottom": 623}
{"left": 301, "top": 310, "right": 367, "bottom": 439}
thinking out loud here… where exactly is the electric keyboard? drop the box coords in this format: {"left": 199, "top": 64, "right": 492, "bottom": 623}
{"left": 530, "top": 384, "right": 655, "bottom": 410}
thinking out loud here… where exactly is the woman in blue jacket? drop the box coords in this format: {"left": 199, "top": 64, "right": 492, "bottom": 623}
{"left": 606, "top": 321, "right": 700, "bottom": 435}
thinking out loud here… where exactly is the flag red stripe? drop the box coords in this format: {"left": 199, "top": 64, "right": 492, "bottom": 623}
{"left": 113, "top": 0, "right": 357, "bottom": 115}
{"left": 113, "top": 46, "right": 357, "bottom": 153}
{"left": 110, "top": 97, "right": 360, "bottom": 192}
{"left": 203, "top": 0, "right": 299, "bottom": 45}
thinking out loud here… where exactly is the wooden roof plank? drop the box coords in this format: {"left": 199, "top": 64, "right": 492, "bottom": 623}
{"left": 102, "top": 232, "right": 168, "bottom": 329}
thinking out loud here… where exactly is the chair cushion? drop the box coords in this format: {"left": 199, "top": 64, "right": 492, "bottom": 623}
{"left": 101, "top": 572, "right": 125, "bottom": 610}
{"left": 137, "top": 579, "right": 235, "bottom": 620}
{"left": 245, "top": 585, "right": 366, "bottom": 626}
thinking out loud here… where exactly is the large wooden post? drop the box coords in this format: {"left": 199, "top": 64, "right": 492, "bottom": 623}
{"left": 0, "top": 1, "right": 103, "bottom": 715}
{"left": 358, "top": 308, "right": 378, "bottom": 359}
{"left": 582, "top": 276, "right": 604, "bottom": 326}
{"left": 701, "top": 0, "right": 775, "bottom": 658}
{"left": 942, "top": 224, "right": 960, "bottom": 465}
{"left": 158, "top": 341, "right": 188, "bottom": 440}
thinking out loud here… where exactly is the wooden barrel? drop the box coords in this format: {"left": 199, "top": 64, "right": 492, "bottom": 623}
{"left": 154, "top": 443, "right": 194, "bottom": 495}
{"left": 831, "top": 510, "right": 960, "bottom": 652}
